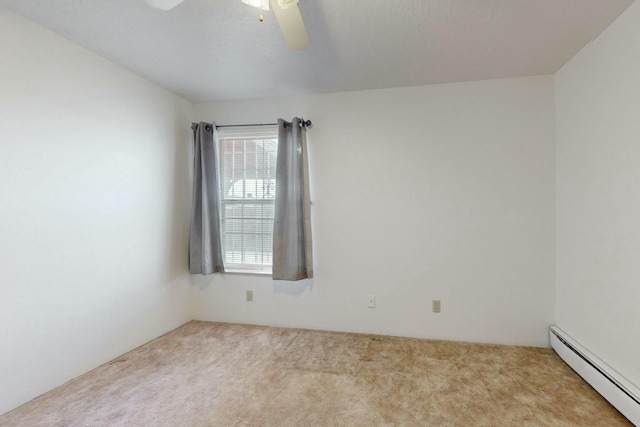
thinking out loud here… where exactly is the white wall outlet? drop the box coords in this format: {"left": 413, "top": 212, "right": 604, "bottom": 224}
{"left": 246, "top": 290, "right": 253, "bottom": 302}
{"left": 367, "top": 295, "right": 376, "bottom": 308}
{"left": 432, "top": 299, "right": 441, "bottom": 313}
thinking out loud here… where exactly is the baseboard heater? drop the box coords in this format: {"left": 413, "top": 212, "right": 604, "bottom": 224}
{"left": 550, "top": 326, "right": 640, "bottom": 426}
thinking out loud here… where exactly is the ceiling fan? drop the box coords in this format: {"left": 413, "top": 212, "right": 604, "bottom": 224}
{"left": 142, "top": 0, "right": 310, "bottom": 51}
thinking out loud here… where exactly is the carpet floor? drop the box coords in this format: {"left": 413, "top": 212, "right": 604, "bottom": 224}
{"left": 0, "top": 321, "right": 631, "bottom": 426}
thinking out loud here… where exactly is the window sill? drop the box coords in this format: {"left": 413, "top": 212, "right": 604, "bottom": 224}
{"left": 224, "top": 269, "right": 272, "bottom": 277}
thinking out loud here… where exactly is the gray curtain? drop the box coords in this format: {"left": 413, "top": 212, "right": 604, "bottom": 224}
{"left": 189, "top": 122, "right": 225, "bottom": 274}
{"left": 273, "top": 118, "right": 313, "bottom": 280}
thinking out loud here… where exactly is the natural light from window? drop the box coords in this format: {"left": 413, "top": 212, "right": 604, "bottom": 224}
{"left": 218, "top": 126, "right": 278, "bottom": 273}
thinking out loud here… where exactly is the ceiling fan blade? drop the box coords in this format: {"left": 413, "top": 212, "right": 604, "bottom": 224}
{"left": 270, "top": 0, "right": 310, "bottom": 51}
{"left": 242, "top": 0, "right": 270, "bottom": 11}
{"left": 142, "top": 0, "right": 184, "bottom": 10}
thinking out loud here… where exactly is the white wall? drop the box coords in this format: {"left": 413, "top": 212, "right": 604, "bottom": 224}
{"left": 0, "top": 7, "right": 192, "bottom": 415}
{"left": 192, "top": 75, "right": 556, "bottom": 348}
{"left": 556, "top": 1, "right": 640, "bottom": 388}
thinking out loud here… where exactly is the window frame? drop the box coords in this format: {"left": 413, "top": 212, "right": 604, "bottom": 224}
{"left": 217, "top": 125, "right": 279, "bottom": 275}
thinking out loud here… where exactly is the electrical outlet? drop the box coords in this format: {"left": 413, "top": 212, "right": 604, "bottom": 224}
{"left": 367, "top": 295, "right": 376, "bottom": 308}
{"left": 246, "top": 290, "right": 253, "bottom": 302}
{"left": 432, "top": 300, "right": 441, "bottom": 313}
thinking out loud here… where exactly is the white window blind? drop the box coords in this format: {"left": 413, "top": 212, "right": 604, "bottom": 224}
{"left": 217, "top": 125, "right": 278, "bottom": 273}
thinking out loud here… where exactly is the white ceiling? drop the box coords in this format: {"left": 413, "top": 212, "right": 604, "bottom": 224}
{"left": 1, "top": 0, "right": 633, "bottom": 102}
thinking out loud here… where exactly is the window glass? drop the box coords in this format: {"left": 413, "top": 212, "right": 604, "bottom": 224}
{"left": 218, "top": 127, "right": 278, "bottom": 273}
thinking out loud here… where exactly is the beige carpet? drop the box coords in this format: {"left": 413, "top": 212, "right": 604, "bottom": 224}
{"left": 0, "top": 321, "right": 631, "bottom": 426}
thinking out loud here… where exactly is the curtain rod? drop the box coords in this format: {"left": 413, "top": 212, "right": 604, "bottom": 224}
{"left": 216, "top": 119, "right": 312, "bottom": 128}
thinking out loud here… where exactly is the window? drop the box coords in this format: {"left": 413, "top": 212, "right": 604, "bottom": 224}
{"left": 217, "top": 126, "right": 278, "bottom": 273}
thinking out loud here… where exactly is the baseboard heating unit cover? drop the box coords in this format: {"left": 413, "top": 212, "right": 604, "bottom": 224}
{"left": 550, "top": 326, "right": 640, "bottom": 425}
